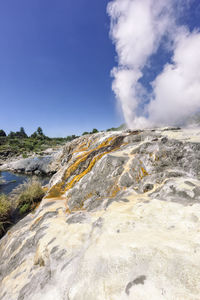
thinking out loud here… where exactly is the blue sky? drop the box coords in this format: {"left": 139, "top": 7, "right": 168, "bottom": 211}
{"left": 0, "top": 1, "right": 200, "bottom": 136}
{"left": 0, "top": 0, "right": 121, "bottom": 137}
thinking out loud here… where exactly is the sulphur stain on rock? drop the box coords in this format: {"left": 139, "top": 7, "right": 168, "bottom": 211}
{"left": 46, "top": 136, "right": 124, "bottom": 199}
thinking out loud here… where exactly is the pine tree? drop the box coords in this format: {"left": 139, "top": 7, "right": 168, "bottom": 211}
{"left": 20, "top": 127, "right": 27, "bottom": 138}
{"left": 37, "top": 127, "right": 44, "bottom": 136}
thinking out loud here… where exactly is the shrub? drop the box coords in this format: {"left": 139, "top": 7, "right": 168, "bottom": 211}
{"left": 82, "top": 132, "right": 89, "bottom": 136}
{"left": 0, "top": 180, "right": 45, "bottom": 239}
{"left": 17, "top": 180, "right": 45, "bottom": 215}
{"left": 19, "top": 203, "right": 30, "bottom": 215}
{"left": 0, "top": 194, "right": 11, "bottom": 219}
{"left": 0, "top": 130, "right": 6, "bottom": 137}
{"left": 22, "top": 153, "right": 28, "bottom": 159}
{"left": 0, "top": 194, "right": 11, "bottom": 238}
{"left": 91, "top": 128, "right": 98, "bottom": 134}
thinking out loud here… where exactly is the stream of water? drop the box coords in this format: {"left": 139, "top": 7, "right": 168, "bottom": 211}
{"left": 0, "top": 171, "right": 50, "bottom": 195}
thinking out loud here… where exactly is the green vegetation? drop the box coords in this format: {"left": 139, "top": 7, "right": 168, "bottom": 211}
{"left": 8, "top": 127, "right": 28, "bottom": 139}
{"left": 0, "top": 194, "right": 11, "bottom": 238}
{"left": 17, "top": 180, "right": 45, "bottom": 215}
{"left": 106, "top": 124, "right": 126, "bottom": 132}
{"left": 91, "top": 128, "right": 98, "bottom": 133}
{"left": 82, "top": 128, "right": 99, "bottom": 136}
{"left": 0, "top": 125, "right": 124, "bottom": 159}
{"left": 66, "top": 134, "right": 77, "bottom": 142}
{"left": 0, "top": 130, "right": 6, "bottom": 137}
{"left": 0, "top": 179, "right": 45, "bottom": 238}
{"left": 0, "top": 127, "right": 79, "bottom": 158}
{"left": 81, "top": 124, "right": 126, "bottom": 135}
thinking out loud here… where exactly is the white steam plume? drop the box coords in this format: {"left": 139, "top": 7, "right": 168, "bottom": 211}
{"left": 148, "top": 30, "right": 200, "bottom": 126}
{"left": 107, "top": 0, "right": 200, "bottom": 128}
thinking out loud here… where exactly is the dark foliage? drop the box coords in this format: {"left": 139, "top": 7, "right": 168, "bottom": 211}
{"left": 0, "top": 130, "right": 6, "bottom": 137}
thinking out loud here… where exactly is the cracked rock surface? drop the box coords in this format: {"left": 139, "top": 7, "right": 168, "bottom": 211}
{"left": 0, "top": 127, "right": 200, "bottom": 300}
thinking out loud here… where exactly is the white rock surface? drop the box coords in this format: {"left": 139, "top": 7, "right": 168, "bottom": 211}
{"left": 0, "top": 127, "right": 200, "bottom": 299}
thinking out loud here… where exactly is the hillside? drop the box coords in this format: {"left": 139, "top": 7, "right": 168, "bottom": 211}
{"left": 0, "top": 127, "right": 200, "bottom": 299}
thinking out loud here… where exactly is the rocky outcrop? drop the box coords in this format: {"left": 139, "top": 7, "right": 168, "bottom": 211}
{"left": 0, "top": 149, "right": 63, "bottom": 175}
{"left": 0, "top": 128, "right": 200, "bottom": 299}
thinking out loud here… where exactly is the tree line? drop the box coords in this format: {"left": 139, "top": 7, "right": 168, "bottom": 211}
{"left": 0, "top": 127, "right": 100, "bottom": 140}
{"left": 0, "top": 127, "right": 46, "bottom": 139}
{"left": 0, "top": 125, "right": 124, "bottom": 157}
{"left": 0, "top": 124, "right": 125, "bottom": 141}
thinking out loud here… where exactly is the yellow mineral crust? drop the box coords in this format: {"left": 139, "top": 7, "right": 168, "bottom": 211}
{"left": 46, "top": 136, "right": 122, "bottom": 199}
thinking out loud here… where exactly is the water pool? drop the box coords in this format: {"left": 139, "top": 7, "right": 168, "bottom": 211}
{"left": 0, "top": 171, "right": 50, "bottom": 195}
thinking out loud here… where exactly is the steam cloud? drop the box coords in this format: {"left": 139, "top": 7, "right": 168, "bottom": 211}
{"left": 107, "top": 0, "right": 200, "bottom": 128}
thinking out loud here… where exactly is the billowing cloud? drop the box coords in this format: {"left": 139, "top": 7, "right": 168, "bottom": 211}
{"left": 108, "top": 0, "right": 200, "bottom": 128}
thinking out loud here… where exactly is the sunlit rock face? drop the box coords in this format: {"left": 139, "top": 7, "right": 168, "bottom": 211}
{"left": 0, "top": 150, "right": 63, "bottom": 175}
{"left": 0, "top": 127, "right": 200, "bottom": 300}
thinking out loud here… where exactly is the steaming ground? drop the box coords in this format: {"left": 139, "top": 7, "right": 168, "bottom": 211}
{"left": 108, "top": 0, "right": 200, "bottom": 129}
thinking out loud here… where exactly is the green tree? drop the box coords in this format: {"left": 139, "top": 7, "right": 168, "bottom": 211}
{"left": 8, "top": 131, "right": 16, "bottom": 138}
{"left": 82, "top": 132, "right": 89, "bottom": 136}
{"left": 19, "top": 127, "right": 28, "bottom": 138}
{"left": 91, "top": 128, "right": 98, "bottom": 134}
{"left": 30, "top": 132, "right": 38, "bottom": 139}
{"left": 66, "top": 136, "right": 72, "bottom": 142}
{"left": 37, "top": 127, "right": 44, "bottom": 136}
{"left": 0, "top": 130, "right": 6, "bottom": 137}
